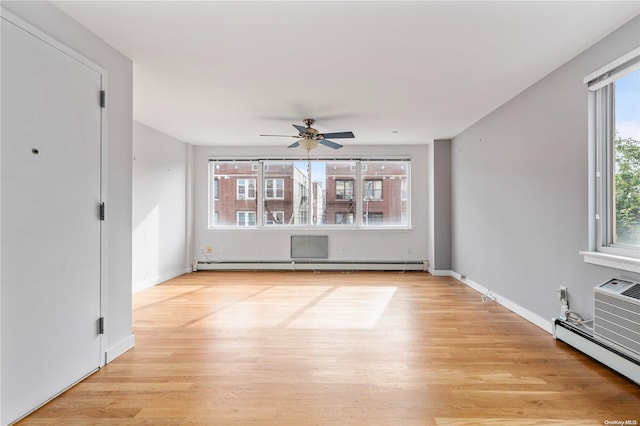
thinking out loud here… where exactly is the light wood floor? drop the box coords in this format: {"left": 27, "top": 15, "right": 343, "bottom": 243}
{"left": 19, "top": 271, "right": 640, "bottom": 425}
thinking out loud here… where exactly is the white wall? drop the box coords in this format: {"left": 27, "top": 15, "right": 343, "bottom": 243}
{"left": 193, "top": 144, "right": 429, "bottom": 264}
{"left": 133, "top": 121, "right": 191, "bottom": 292}
{"left": 2, "top": 0, "right": 134, "bottom": 361}
{"left": 451, "top": 16, "right": 640, "bottom": 328}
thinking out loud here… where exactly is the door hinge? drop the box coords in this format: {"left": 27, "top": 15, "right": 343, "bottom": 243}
{"left": 100, "top": 90, "right": 106, "bottom": 108}
{"left": 98, "top": 317, "right": 105, "bottom": 335}
{"left": 100, "top": 202, "right": 105, "bottom": 221}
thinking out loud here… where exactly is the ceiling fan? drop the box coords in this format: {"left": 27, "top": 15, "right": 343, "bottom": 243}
{"left": 260, "top": 118, "right": 355, "bottom": 150}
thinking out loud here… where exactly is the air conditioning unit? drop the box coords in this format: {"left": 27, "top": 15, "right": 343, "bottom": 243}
{"left": 594, "top": 278, "right": 640, "bottom": 362}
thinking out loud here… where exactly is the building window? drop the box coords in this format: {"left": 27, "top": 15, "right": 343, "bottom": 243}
{"left": 336, "top": 212, "right": 354, "bottom": 224}
{"left": 264, "top": 211, "right": 285, "bottom": 225}
{"left": 237, "top": 211, "right": 256, "bottom": 226}
{"left": 335, "top": 179, "right": 354, "bottom": 200}
{"left": 265, "top": 178, "right": 284, "bottom": 199}
{"left": 237, "top": 179, "right": 256, "bottom": 200}
{"left": 364, "top": 180, "right": 383, "bottom": 200}
{"left": 364, "top": 212, "right": 383, "bottom": 225}
{"left": 586, "top": 49, "right": 640, "bottom": 261}
{"left": 213, "top": 178, "right": 219, "bottom": 200}
{"left": 401, "top": 179, "right": 408, "bottom": 201}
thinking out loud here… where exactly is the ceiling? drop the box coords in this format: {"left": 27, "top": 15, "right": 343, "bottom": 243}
{"left": 52, "top": 1, "right": 640, "bottom": 147}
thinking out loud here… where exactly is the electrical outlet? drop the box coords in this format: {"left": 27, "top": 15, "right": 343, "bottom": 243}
{"left": 207, "top": 246, "right": 213, "bottom": 254}
{"left": 558, "top": 286, "right": 568, "bottom": 303}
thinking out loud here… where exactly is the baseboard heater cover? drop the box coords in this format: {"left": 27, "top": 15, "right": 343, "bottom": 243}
{"left": 194, "top": 260, "right": 428, "bottom": 271}
{"left": 553, "top": 319, "right": 640, "bottom": 385}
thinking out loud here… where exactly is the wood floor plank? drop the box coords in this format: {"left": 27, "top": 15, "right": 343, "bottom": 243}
{"left": 17, "top": 271, "right": 640, "bottom": 425}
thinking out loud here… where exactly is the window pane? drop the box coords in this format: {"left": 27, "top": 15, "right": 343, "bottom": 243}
{"left": 263, "top": 160, "right": 324, "bottom": 225}
{"left": 210, "top": 161, "right": 258, "bottom": 227}
{"left": 614, "top": 68, "right": 640, "bottom": 247}
{"left": 325, "top": 161, "right": 357, "bottom": 225}
{"left": 361, "top": 161, "right": 409, "bottom": 226}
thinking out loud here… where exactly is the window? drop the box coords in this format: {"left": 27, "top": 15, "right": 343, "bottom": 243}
{"left": 209, "top": 159, "right": 410, "bottom": 228}
{"left": 265, "top": 178, "right": 284, "bottom": 199}
{"left": 585, "top": 48, "right": 640, "bottom": 266}
{"left": 213, "top": 178, "right": 219, "bottom": 200}
{"left": 335, "top": 179, "right": 354, "bottom": 200}
{"left": 210, "top": 161, "right": 258, "bottom": 227}
{"left": 361, "top": 161, "right": 409, "bottom": 226}
{"left": 237, "top": 179, "right": 256, "bottom": 200}
{"left": 612, "top": 70, "right": 640, "bottom": 248}
{"left": 264, "top": 211, "right": 284, "bottom": 225}
{"left": 237, "top": 211, "right": 256, "bottom": 226}
{"left": 336, "top": 212, "right": 354, "bottom": 224}
{"left": 366, "top": 212, "right": 383, "bottom": 225}
{"left": 401, "top": 179, "right": 408, "bottom": 201}
{"left": 364, "top": 180, "right": 383, "bottom": 200}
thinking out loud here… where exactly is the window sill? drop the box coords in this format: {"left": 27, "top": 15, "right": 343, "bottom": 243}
{"left": 580, "top": 251, "right": 640, "bottom": 274}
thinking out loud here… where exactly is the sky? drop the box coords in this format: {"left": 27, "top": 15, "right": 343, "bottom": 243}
{"left": 616, "top": 68, "right": 640, "bottom": 141}
{"left": 295, "top": 161, "right": 327, "bottom": 188}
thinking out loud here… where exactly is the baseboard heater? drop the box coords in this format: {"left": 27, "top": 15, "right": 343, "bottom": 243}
{"left": 553, "top": 319, "right": 640, "bottom": 384}
{"left": 194, "top": 260, "right": 428, "bottom": 272}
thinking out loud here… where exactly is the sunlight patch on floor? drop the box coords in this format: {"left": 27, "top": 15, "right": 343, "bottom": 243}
{"left": 192, "top": 285, "right": 332, "bottom": 328}
{"left": 288, "top": 286, "right": 398, "bottom": 329}
{"left": 189, "top": 285, "right": 397, "bottom": 330}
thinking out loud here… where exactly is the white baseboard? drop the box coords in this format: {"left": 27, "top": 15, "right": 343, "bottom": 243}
{"left": 428, "top": 268, "right": 455, "bottom": 276}
{"left": 195, "top": 261, "right": 427, "bottom": 272}
{"left": 132, "top": 267, "right": 192, "bottom": 293}
{"left": 438, "top": 271, "right": 552, "bottom": 334}
{"left": 105, "top": 334, "right": 135, "bottom": 364}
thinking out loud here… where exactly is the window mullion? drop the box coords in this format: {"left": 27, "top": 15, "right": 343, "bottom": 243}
{"left": 257, "top": 161, "right": 264, "bottom": 226}
{"left": 355, "top": 160, "right": 363, "bottom": 226}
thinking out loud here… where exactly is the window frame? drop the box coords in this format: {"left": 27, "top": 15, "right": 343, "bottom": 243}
{"left": 583, "top": 47, "right": 640, "bottom": 272}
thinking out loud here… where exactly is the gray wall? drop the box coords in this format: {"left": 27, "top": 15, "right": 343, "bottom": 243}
{"left": 193, "top": 144, "right": 429, "bottom": 264}
{"left": 430, "top": 140, "right": 452, "bottom": 271}
{"left": 2, "top": 1, "right": 134, "bottom": 358}
{"left": 451, "top": 16, "right": 640, "bottom": 324}
{"left": 133, "top": 122, "right": 191, "bottom": 292}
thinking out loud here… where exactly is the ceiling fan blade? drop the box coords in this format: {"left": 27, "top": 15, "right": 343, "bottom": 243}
{"left": 319, "top": 139, "right": 343, "bottom": 149}
{"left": 287, "top": 141, "right": 300, "bottom": 148}
{"left": 319, "top": 131, "right": 355, "bottom": 139}
{"left": 292, "top": 124, "right": 309, "bottom": 134}
{"left": 260, "top": 134, "right": 299, "bottom": 138}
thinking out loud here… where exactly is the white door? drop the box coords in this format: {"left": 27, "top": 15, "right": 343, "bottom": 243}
{"left": 1, "top": 15, "right": 103, "bottom": 425}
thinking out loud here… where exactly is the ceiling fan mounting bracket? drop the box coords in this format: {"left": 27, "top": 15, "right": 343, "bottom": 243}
{"left": 303, "top": 118, "right": 315, "bottom": 127}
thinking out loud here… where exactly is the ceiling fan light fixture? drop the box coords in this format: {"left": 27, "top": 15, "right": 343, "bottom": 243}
{"left": 300, "top": 138, "right": 319, "bottom": 151}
